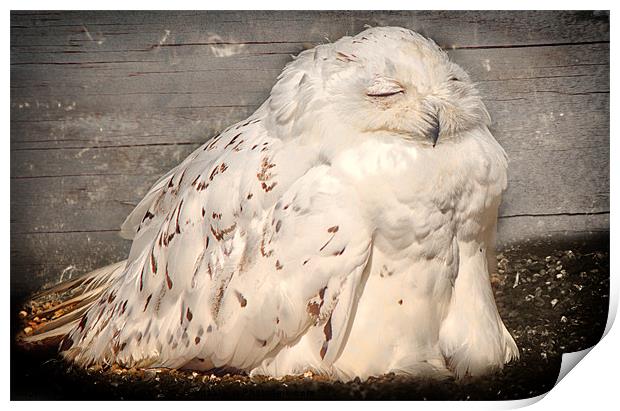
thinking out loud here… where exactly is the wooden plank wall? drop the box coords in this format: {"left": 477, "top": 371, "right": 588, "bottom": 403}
{"left": 10, "top": 11, "right": 609, "bottom": 293}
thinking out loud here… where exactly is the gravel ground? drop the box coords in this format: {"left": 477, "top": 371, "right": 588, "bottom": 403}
{"left": 11, "top": 234, "right": 609, "bottom": 400}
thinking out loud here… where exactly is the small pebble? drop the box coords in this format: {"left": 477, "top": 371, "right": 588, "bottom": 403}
{"left": 18, "top": 311, "right": 27, "bottom": 318}
{"left": 23, "top": 327, "right": 33, "bottom": 334}
{"left": 561, "top": 316, "right": 568, "bottom": 323}
{"left": 550, "top": 299, "right": 558, "bottom": 307}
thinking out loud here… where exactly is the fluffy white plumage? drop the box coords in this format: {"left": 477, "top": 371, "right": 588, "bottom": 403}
{"left": 51, "top": 26, "right": 519, "bottom": 380}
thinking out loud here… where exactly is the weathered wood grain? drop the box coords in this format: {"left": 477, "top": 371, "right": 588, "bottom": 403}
{"left": 497, "top": 213, "right": 610, "bottom": 245}
{"left": 11, "top": 11, "right": 609, "bottom": 293}
{"left": 11, "top": 232, "right": 131, "bottom": 294}
{"left": 10, "top": 10, "right": 609, "bottom": 49}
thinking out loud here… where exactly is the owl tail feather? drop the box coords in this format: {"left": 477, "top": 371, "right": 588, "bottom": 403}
{"left": 18, "top": 260, "right": 127, "bottom": 346}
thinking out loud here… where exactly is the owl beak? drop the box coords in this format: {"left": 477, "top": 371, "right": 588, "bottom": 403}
{"left": 428, "top": 115, "right": 440, "bottom": 147}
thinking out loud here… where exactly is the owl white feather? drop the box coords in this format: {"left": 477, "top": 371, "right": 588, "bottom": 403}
{"left": 30, "top": 26, "right": 519, "bottom": 381}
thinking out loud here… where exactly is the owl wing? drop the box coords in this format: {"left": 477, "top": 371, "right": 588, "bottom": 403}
{"left": 61, "top": 114, "right": 282, "bottom": 366}
{"left": 63, "top": 111, "right": 372, "bottom": 372}
{"left": 204, "top": 165, "right": 373, "bottom": 370}
{"left": 118, "top": 115, "right": 260, "bottom": 258}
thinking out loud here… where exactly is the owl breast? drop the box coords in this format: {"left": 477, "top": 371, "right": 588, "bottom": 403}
{"left": 333, "top": 128, "right": 505, "bottom": 247}
{"left": 326, "top": 128, "right": 507, "bottom": 379}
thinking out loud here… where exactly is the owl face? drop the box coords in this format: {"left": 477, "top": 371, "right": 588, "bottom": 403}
{"left": 267, "top": 27, "right": 491, "bottom": 147}
{"left": 319, "top": 27, "right": 491, "bottom": 147}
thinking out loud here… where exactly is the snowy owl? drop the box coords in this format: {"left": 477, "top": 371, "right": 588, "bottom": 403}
{"left": 25, "top": 26, "right": 518, "bottom": 381}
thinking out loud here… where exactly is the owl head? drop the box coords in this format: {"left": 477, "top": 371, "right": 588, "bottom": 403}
{"left": 267, "top": 26, "right": 491, "bottom": 147}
